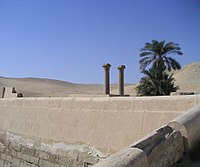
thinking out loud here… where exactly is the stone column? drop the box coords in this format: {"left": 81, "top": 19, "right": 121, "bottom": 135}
{"left": 118, "top": 65, "right": 126, "bottom": 96}
{"left": 102, "top": 63, "right": 111, "bottom": 95}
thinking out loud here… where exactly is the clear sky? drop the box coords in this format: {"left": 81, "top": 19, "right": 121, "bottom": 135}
{"left": 0, "top": 0, "right": 199, "bottom": 84}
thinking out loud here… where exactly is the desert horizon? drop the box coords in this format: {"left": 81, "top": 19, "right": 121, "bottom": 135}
{"left": 0, "top": 62, "right": 199, "bottom": 97}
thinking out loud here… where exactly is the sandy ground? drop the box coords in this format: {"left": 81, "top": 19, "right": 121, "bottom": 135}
{"left": 0, "top": 62, "right": 199, "bottom": 97}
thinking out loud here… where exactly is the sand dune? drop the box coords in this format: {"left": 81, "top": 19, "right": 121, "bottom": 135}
{"left": 0, "top": 62, "right": 199, "bottom": 97}
{"left": 172, "top": 62, "right": 200, "bottom": 92}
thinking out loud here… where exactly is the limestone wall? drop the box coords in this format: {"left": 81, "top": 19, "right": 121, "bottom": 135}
{"left": 93, "top": 126, "right": 184, "bottom": 167}
{"left": 169, "top": 104, "right": 200, "bottom": 152}
{"left": 93, "top": 104, "right": 200, "bottom": 167}
{"left": 0, "top": 95, "right": 199, "bottom": 154}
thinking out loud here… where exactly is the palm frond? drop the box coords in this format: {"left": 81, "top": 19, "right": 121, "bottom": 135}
{"left": 168, "top": 57, "right": 181, "bottom": 70}
{"left": 140, "top": 60, "right": 152, "bottom": 71}
{"left": 166, "top": 50, "right": 183, "bottom": 56}
{"left": 140, "top": 51, "right": 154, "bottom": 57}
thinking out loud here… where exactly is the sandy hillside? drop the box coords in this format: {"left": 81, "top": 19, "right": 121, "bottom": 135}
{"left": 172, "top": 62, "right": 200, "bottom": 92}
{"left": 0, "top": 77, "right": 119, "bottom": 97}
{"left": 0, "top": 62, "right": 199, "bottom": 97}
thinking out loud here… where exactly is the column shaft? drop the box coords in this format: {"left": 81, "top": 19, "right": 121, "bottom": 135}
{"left": 102, "top": 64, "right": 111, "bottom": 95}
{"left": 118, "top": 65, "right": 125, "bottom": 96}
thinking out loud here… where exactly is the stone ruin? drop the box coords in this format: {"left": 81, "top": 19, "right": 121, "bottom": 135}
{"left": 0, "top": 130, "right": 105, "bottom": 167}
{"left": 1, "top": 87, "right": 23, "bottom": 98}
{"left": 102, "top": 63, "right": 128, "bottom": 96}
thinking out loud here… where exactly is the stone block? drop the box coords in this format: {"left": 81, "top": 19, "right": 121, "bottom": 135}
{"left": 168, "top": 104, "right": 200, "bottom": 152}
{"left": 141, "top": 111, "right": 180, "bottom": 136}
{"left": 5, "top": 148, "right": 12, "bottom": 156}
{"left": 86, "top": 97, "right": 110, "bottom": 111}
{"left": 4, "top": 161, "right": 11, "bottom": 167}
{"left": 134, "top": 96, "right": 197, "bottom": 112}
{"left": 108, "top": 97, "right": 134, "bottom": 112}
{"left": 21, "top": 147, "right": 35, "bottom": 156}
{"left": 47, "top": 154, "right": 60, "bottom": 164}
{"left": 35, "top": 150, "right": 50, "bottom": 160}
{"left": 60, "top": 156, "right": 73, "bottom": 166}
{"left": 72, "top": 97, "right": 93, "bottom": 110}
{"left": 60, "top": 97, "right": 75, "bottom": 109}
{"left": 0, "top": 131, "right": 6, "bottom": 141}
{"left": 93, "top": 148, "right": 148, "bottom": 167}
{"left": 19, "top": 160, "right": 31, "bottom": 167}
{"left": 16, "top": 152, "right": 23, "bottom": 159}
{"left": 53, "top": 164, "right": 60, "bottom": 167}
{"left": 9, "top": 141, "right": 22, "bottom": 152}
{"left": 34, "top": 98, "right": 62, "bottom": 109}
{"left": 30, "top": 164, "right": 38, "bottom": 167}
{"left": 77, "top": 152, "right": 98, "bottom": 165}
{"left": 10, "top": 150, "right": 17, "bottom": 157}
{"left": 132, "top": 126, "right": 183, "bottom": 167}
{"left": 72, "top": 161, "right": 85, "bottom": 167}
{"left": 6, "top": 155, "right": 13, "bottom": 162}
{"left": 0, "top": 153, "right": 6, "bottom": 160}
{"left": 0, "top": 143, "right": 6, "bottom": 153}
{"left": 22, "top": 154, "right": 31, "bottom": 162}
{"left": 0, "top": 159, "right": 4, "bottom": 167}
{"left": 65, "top": 150, "right": 78, "bottom": 161}
{"left": 29, "top": 156, "right": 39, "bottom": 164}
{"left": 0, "top": 140, "right": 10, "bottom": 149}
{"left": 12, "top": 157, "right": 21, "bottom": 167}
{"left": 38, "top": 159, "right": 54, "bottom": 167}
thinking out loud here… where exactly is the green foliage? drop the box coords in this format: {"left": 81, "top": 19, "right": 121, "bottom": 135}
{"left": 139, "top": 40, "right": 183, "bottom": 72}
{"left": 136, "top": 68, "right": 179, "bottom": 96}
{"left": 136, "top": 40, "right": 182, "bottom": 96}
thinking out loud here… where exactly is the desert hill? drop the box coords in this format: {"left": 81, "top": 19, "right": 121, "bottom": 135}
{"left": 171, "top": 62, "right": 200, "bottom": 92}
{"left": 0, "top": 77, "right": 119, "bottom": 97}
{"left": 0, "top": 62, "right": 199, "bottom": 97}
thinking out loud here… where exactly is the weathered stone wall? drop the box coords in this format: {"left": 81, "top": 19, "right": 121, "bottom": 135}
{"left": 0, "top": 95, "right": 199, "bottom": 153}
{"left": 93, "top": 104, "right": 200, "bottom": 167}
{"left": 0, "top": 130, "right": 104, "bottom": 167}
{"left": 93, "top": 125, "right": 184, "bottom": 167}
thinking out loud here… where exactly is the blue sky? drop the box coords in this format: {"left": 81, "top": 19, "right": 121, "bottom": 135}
{"left": 0, "top": 0, "right": 199, "bottom": 84}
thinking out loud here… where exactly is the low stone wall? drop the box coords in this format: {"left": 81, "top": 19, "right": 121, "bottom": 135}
{"left": 0, "top": 95, "right": 199, "bottom": 153}
{"left": 0, "top": 130, "right": 105, "bottom": 167}
{"left": 93, "top": 104, "right": 200, "bottom": 167}
{"left": 169, "top": 104, "right": 200, "bottom": 152}
{"left": 93, "top": 125, "right": 184, "bottom": 167}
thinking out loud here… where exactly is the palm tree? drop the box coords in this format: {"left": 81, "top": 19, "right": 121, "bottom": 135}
{"left": 139, "top": 40, "right": 183, "bottom": 72}
{"left": 136, "top": 68, "right": 179, "bottom": 96}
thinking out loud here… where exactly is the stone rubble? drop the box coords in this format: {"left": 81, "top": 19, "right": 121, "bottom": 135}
{"left": 0, "top": 130, "right": 106, "bottom": 167}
